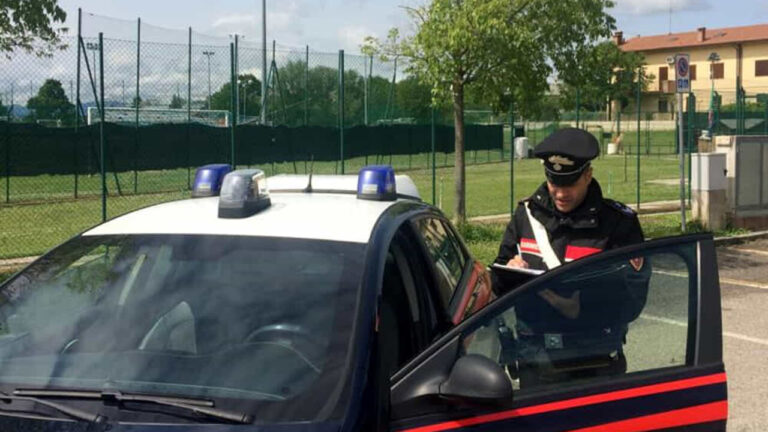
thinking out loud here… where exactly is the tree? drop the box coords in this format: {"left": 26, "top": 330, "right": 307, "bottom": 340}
{"left": 1, "top": 0, "right": 67, "bottom": 57}
{"left": 558, "top": 41, "right": 652, "bottom": 114}
{"left": 364, "top": 0, "right": 614, "bottom": 222}
{"left": 169, "top": 94, "right": 184, "bottom": 109}
{"left": 26, "top": 79, "right": 72, "bottom": 122}
{"left": 131, "top": 96, "right": 143, "bottom": 109}
{"left": 210, "top": 74, "right": 261, "bottom": 117}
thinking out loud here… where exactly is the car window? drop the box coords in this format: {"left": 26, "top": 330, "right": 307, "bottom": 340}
{"left": 413, "top": 217, "right": 468, "bottom": 309}
{"left": 464, "top": 241, "right": 695, "bottom": 393}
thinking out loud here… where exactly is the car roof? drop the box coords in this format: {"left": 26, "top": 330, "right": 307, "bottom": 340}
{"left": 83, "top": 174, "right": 422, "bottom": 244}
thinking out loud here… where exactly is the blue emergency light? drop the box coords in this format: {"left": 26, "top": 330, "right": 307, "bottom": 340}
{"left": 218, "top": 169, "right": 271, "bottom": 218}
{"left": 192, "top": 164, "right": 232, "bottom": 198}
{"left": 357, "top": 165, "right": 396, "bottom": 201}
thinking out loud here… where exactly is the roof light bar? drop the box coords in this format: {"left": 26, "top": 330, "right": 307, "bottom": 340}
{"left": 218, "top": 169, "right": 271, "bottom": 218}
{"left": 357, "top": 165, "right": 397, "bottom": 201}
{"left": 192, "top": 164, "right": 232, "bottom": 198}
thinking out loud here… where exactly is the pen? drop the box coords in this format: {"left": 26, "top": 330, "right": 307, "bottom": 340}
{"left": 516, "top": 243, "right": 522, "bottom": 258}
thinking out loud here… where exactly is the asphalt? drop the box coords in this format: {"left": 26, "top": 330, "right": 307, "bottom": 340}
{"left": 716, "top": 240, "right": 768, "bottom": 431}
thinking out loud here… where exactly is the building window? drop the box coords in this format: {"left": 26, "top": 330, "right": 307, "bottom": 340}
{"left": 658, "top": 99, "right": 669, "bottom": 113}
{"left": 658, "top": 67, "right": 668, "bottom": 92}
{"left": 756, "top": 60, "right": 768, "bottom": 77}
{"left": 690, "top": 64, "right": 697, "bottom": 80}
{"left": 711, "top": 63, "right": 724, "bottom": 79}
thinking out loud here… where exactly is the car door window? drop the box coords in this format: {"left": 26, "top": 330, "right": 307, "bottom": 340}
{"left": 414, "top": 217, "right": 467, "bottom": 309}
{"left": 464, "top": 241, "right": 696, "bottom": 393}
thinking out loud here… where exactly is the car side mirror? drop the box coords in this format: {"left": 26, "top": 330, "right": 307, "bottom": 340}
{"left": 439, "top": 354, "right": 513, "bottom": 402}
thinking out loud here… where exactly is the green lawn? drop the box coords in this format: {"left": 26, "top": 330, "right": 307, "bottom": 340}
{"left": 1, "top": 153, "right": 685, "bottom": 260}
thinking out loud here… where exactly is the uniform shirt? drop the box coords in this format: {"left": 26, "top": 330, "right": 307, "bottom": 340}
{"left": 494, "top": 179, "right": 644, "bottom": 272}
{"left": 493, "top": 179, "right": 649, "bottom": 352}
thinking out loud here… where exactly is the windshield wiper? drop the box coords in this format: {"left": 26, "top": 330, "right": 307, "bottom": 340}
{"left": 0, "top": 392, "right": 105, "bottom": 423}
{"left": 13, "top": 389, "right": 253, "bottom": 424}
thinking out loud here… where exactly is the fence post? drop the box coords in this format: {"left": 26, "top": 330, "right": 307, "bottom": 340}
{"left": 575, "top": 87, "right": 580, "bottom": 129}
{"left": 510, "top": 105, "right": 515, "bottom": 218}
{"left": 134, "top": 17, "right": 141, "bottom": 194}
{"left": 339, "top": 49, "right": 345, "bottom": 174}
{"left": 99, "top": 33, "right": 106, "bottom": 223}
{"left": 636, "top": 66, "right": 641, "bottom": 211}
{"left": 687, "top": 92, "right": 696, "bottom": 208}
{"left": 230, "top": 42, "right": 237, "bottom": 168}
{"left": 187, "top": 27, "right": 192, "bottom": 188}
{"left": 4, "top": 119, "right": 8, "bottom": 204}
{"left": 74, "top": 8, "right": 82, "bottom": 199}
{"left": 305, "top": 45, "right": 309, "bottom": 126}
{"left": 431, "top": 106, "right": 436, "bottom": 205}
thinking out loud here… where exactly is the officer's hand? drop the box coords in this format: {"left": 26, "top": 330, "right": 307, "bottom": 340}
{"left": 506, "top": 255, "right": 529, "bottom": 269}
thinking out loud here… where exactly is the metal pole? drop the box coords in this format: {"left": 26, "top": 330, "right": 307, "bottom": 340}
{"left": 678, "top": 92, "right": 686, "bottom": 231}
{"left": 234, "top": 35, "right": 239, "bottom": 123}
{"left": 431, "top": 105, "right": 436, "bottom": 204}
{"left": 203, "top": 51, "right": 213, "bottom": 109}
{"left": 575, "top": 87, "right": 580, "bottom": 128}
{"left": 364, "top": 55, "right": 369, "bottom": 126}
{"left": 636, "top": 66, "right": 641, "bottom": 211}
{"left": 230, "top": 42, "right": 237, "bottom": 168}
{"left": 339, "top": 49, "right": 345, "bottom": 174}
{"left": 187, "top": 27, "right": 192, "bottom": 189}
{"left": 99, "top": 33, "right": 106, "bottom": 223}
{"left": 134, "top": 18, "right": 141, "bottom": 194}
{"left": 75, "top": 8, "right": 82, "bottom": 199}
{"left": 260, "top": 0, "right": 267, "bottom": 124}
{"left": 305, "top": 45, "right": 309, "bottom": 126}
{"left": 510, "top": 106, "right": 515, "bottom": 218}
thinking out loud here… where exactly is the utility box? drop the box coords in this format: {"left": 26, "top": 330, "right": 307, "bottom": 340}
{"left": 691, "top": 153, "right": 727, "bottom": 191}
{"left": 691, "top": 152, "right": 727, "bottom": 230}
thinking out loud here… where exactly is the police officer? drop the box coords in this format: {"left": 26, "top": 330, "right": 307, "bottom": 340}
{"left": 493, "top": 127, "right": 649, "bottom": 388}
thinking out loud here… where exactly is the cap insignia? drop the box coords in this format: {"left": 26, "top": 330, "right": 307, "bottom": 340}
{"left": 548, "top": 155, "right": 574, "bottom": 172}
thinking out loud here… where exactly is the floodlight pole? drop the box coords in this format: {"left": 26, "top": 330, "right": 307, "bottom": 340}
{"left": 260, "top": 0, "right": 267, "bottom": 125}
{"left": 202, "top": 51, "right": 215, "bottom": 109}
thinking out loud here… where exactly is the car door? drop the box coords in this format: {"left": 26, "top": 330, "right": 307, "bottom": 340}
{"left": 389, "top": 234, "right": 727, "bottom": 432}
{"left": 410, "top": 216, "right": 493, "bottom": 324}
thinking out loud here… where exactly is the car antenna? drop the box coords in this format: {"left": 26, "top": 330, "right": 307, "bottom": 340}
{"left": 304, "top": 154, "right": 314, "bottom": 193}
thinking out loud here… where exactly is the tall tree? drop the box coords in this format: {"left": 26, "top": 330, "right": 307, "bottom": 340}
{"left": 558, "top": 41, "right": 652, "bottom": 113}
{"left": 210, "top": 74, "right": 261, "bottom": 116}
{"left": 0, "top": 0, "right": 67, "bottom": 57}
{"left": 169, "top": 94, "right": 184, "bottom": 109}
{"left": 364, "top": 0, "right": 614, "bottom": 222}
{"left": 26, "top": 79, "right": 72, "bottom": 121}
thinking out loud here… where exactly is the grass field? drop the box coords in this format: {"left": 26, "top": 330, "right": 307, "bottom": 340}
{"left": 1, "top": 152, "right": 686, "bottom": 260}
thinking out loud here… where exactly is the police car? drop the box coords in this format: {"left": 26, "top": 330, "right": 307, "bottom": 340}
{"left": 0, "top": 165, "right": 727, "bottom": 431}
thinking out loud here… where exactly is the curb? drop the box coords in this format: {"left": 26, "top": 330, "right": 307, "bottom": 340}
{"left": 713, "top": 230, "right": 768, "bottom": 246}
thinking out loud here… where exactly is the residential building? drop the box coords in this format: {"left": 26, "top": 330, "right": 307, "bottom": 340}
{"left": 617, "top": 24, "right": 768, "bottom": 115}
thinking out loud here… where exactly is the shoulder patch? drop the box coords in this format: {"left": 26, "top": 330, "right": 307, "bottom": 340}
{"left": 606, "top": 199, "right": 636, "bottom": 217}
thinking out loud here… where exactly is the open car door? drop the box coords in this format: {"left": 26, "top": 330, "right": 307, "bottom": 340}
{"left": 390, "top": 233, "right": 727, "bottom": 432}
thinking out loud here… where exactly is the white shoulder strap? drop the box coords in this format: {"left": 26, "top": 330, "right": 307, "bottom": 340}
{"left": 524, "top": 202, "right": 562, "bottom": 270}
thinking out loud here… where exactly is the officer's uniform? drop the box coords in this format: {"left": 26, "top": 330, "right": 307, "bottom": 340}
{"left": 493, "top": 128, "right": 649, "bottom": 388}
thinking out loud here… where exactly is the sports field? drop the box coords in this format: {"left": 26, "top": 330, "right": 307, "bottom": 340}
{"left": 1, "top": 152, "right": 686, "bottom": 260}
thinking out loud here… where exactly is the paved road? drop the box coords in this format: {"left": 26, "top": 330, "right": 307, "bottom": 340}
{"left": 715, "top": 239, "right": 768, "bottom": 431}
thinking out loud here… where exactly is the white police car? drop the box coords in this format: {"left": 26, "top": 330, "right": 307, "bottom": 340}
{"left": 0, "top": 165, "right": 727, "bottom": 431}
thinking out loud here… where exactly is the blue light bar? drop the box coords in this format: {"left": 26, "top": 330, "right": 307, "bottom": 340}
{"left": 192, "top": 164, "right": 232, "bottom": 198}
{"left": 357, "top": 165, "right": 396, "bottom": 201}
{"left": 218, "top": 169, "right": 271, "bottom": 218}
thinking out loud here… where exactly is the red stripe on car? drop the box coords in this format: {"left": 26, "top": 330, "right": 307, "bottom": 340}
{"left": 398, "top": 373, "right": 726, "bottom": 432}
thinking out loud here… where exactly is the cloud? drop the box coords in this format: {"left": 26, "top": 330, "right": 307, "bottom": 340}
{"left": 337, "top": 25, "right": 374, "bottom": 52}
{"left": 612, "top": 0, "right": 711, "bottom": 15}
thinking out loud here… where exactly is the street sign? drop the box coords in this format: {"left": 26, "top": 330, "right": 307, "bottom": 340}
{"left": 675, "top": 54, "right": 691, "bottom": 93}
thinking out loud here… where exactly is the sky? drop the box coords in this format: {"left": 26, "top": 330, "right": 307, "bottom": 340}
{"left": 55, "top": 0, "right": 768, "bottom": 53}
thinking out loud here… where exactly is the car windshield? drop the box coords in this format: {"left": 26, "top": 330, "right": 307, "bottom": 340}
{"left": 0, "top": 234, "right": 365, "bottom": 423}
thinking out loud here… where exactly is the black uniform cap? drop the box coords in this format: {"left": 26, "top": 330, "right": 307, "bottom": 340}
{"left": 533, "top": 127, "right": 600, "bottom": 186}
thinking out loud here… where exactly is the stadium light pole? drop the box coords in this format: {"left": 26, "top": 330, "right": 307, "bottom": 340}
{"left": 202, "top": 51, "right": 215, "bottom": 109}
{"left": 260, "top": 0, "right": 267, "bottom": 125}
